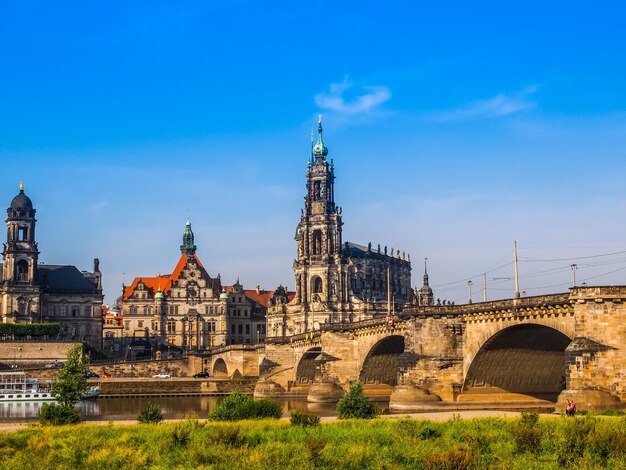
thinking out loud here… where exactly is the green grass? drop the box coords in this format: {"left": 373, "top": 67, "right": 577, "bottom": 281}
{"left": 2, "top": 415, "right": 626, "bottom": 469}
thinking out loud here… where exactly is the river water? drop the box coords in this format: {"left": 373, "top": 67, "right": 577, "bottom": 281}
{"left": 0, "top": 397, "right": 390, "bottom": 422}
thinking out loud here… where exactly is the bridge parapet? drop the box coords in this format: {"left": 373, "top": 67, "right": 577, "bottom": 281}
{"left": 405, "top": 292, "right": 572, "bottom": 318}
{"left": 570, "top": 285, "right": 626, "bottom": 301}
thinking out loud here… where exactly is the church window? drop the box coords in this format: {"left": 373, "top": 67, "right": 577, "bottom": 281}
{"left": 18, "top": 299, "right": 27, "bottom": 316}
{"left": 312, "top": 231, "right": 322, "bottom": 255}
{"left": 18, "top": 227, "right": 28, "bottom": 241}
{"left": 59, "top": 305, "right": 68, "bottom": 316}
{"left": 314, "top": 181, "right": 321, "bottom": 199}
{"left": 47, "top": 305, "right": 55, "bottom": 316}
{"left": 245, "top": 324, "right": 250, "bottom": 334}
{"left": 84, "top": 305, "right": 92, "bottom": 317}
{"left": 71, "top": 306, "right": 79, "bottom": 317}
{"left": 238, "top": 324, "right": 243, "bottom": 334}
{"left": 15, "top": 260, "right": 29, "bottom": 282}
{"left": 312, "top": 276, "right": 323, "bottom": 294}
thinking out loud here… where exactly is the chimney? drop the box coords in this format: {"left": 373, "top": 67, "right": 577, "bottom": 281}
{"left": 256, "top": 285, "right": 261, "bottom": 294}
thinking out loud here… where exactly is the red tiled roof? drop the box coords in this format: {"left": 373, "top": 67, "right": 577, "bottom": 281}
{"left": 122, "top": 253, "right": 221, "bottom": 301}
{"left": 223, "top": 286, "right": 296, "bottom": 307}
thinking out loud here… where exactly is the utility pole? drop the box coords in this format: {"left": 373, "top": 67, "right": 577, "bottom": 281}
{"left": 514, "top": 240, "right": 520, "bottom": 299}
{"left": 468, "top": 280, "right": 473, "bottom": 304}
{"left": 483, "top": 272, "right": 487, "bottom": 302}
{"left": 571, "top": 264, "right": 578, "bottom": 287}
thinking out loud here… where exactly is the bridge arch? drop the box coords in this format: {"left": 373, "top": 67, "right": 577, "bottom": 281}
{"left": 462, "top": 324, "right": 571, "bottom": 401}
{"left": 295, "top": 347, "right": 322, "bottom": 385}
{"left": 464, "top": 317, "right": 574, "bottom": 374}
{"left": 213, "top": 358, "right": 228, "bottom": 378}
{"left": 359, "top": 335, "right": 405, "bottom": 386}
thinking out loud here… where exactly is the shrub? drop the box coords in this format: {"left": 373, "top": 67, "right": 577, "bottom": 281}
{"left": 336, "top": 381, "right": 378, "bottom": 419}
{"left": 138, "top": 402, "right": 163, "bottom": 424}
{"left": 247, "top": 398, "right": 283, "bottom": 419}
{"left": 512, "top": 411, "right": 542, "bottom": 454}
{"left": 290, "top": 410, "right": 321, "bottom": 427}
{"left": 208, "top": 391, "right": 282, "bottom": 421}
{"left": 39, "top": 403, "right": 81, "bottom": 425}
{"left": 215, "top": 426, "right": 242, "bottom": 447}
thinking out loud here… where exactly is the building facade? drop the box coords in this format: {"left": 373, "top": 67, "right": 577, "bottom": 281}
{"left": 0, "top": 184, "right": 104, "bottom": 350}
{"left": 267, "top": 118, "right": 412, "bottom": 337}
{"left": 120, "top": 221, "right": 284, "bottom": 356}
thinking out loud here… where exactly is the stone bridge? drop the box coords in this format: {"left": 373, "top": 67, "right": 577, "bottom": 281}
{"left": 198, "top": 286, "right": 626, "bottom": 411}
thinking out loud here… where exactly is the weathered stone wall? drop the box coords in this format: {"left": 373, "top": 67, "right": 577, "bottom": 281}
{"left": 0, "top": 341, "right": 78, "bottom": 368}
{"left": 567, "top": 287, "right": 626, "bottom": 401}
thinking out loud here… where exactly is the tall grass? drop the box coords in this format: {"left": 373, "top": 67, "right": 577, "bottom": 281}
{"left": 2, "top": 415, "right": 626, "bottom": 469}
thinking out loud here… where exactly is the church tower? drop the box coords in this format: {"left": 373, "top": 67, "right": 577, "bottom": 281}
{"left": 1, "top": 183, "right": 41, "bottom": 322}
{"left": 293, "top": 115, "right": 344, "bottom": 310}
{"left": 180, "top": 220, "right": 197, "bottom": 256}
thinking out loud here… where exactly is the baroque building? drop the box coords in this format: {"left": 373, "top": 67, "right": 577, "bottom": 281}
{"left": 120, "top": 221, "right": 285, "bottom": 357}
{"left": 267, "top": 117, "right": 412, "bottom": 337}
{"left": 0, "top": 184, "right": 104, "bottom": 350}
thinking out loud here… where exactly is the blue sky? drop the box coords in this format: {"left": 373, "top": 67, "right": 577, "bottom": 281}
{"left": 1, "top": 1, "right": 626, "bottom": 304}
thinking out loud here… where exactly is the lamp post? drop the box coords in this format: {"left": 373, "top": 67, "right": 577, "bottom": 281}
{"left": 467, "top": 280, "right": 473, "bottom": 304}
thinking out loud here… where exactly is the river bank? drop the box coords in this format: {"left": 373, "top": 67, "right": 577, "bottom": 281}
{"left": 1, "top": 413, "right": 624, "bottom": 469}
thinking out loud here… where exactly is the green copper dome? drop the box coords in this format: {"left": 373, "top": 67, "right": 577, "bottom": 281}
{"left": 155, "top": 288, "right": 165, "bottom": 300}
{"left": 219, "top": 288, "right": 228, "bottom": 300}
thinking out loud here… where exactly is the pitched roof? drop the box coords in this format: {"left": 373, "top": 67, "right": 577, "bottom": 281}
{"left": 36, "top": 265, "right": 100, "bottom": 294}
{"left": 123, "top": 253, "right": 221, "bottom": 301}
{"left": 223, "top": 286, "right": 296, "bottom": 307}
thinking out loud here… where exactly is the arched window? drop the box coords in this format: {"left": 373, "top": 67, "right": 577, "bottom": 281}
{"left": 311, "top": 276, "right": 323, "bottom": 294}
{"left": 312, "top": 230, "right": 322, "bottom": 255}
{"left": 15, "top": 260, "right": 29, "bottom": 282}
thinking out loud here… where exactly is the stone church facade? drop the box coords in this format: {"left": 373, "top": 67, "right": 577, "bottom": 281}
{"left": 267, "top": 118, "right": 413, "bottom": 337}
{"left": 0, "top": 184, "right": 104, "bottom": 350}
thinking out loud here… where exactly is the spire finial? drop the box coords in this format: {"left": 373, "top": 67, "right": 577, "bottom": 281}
{"left": 424, "top": 257, "right": 428, "bottom": 274}
{"left": 312, "top": 115, "right": 328, "bottom": 158}
{"left": 19, "top": 182, "right": 24, "bottom": 192}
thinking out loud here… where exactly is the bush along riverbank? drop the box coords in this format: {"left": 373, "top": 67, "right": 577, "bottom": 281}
{"left": 2, "top": 413, "right": 626, "bottom": 469}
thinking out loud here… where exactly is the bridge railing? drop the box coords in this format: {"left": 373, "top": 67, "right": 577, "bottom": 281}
{"left": 409, "top": 292, "right": 571, "bottom": 316}
{"left": 202, "top": 344, "right": 264, "bottom": 355}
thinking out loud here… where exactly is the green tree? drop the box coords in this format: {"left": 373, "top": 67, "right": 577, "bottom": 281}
{"left": 336, "top": 381, "right": 378, "bottom": 419}
{"left": 51, "top": 344, "right": 88, "bottom": 408}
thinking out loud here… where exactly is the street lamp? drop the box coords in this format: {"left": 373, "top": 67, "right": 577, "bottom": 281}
{"left": 467, "top": 280, "right": 473, "bottom": 304}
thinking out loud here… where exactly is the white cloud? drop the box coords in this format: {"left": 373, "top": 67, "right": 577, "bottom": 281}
{"left": 87, "top": 200, "right": 107, "bottom": 216}
{"left": 315, "top": 77, "right": 391, "bottom": 114}
{"left": 433, "top": 85, "right": 539, "bottom": 121}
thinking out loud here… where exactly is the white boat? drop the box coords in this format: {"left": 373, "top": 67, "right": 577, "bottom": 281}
{"left": 0, "top": 371, "right": 54, "bottom": 402}
{"left": 81, "top": 386, "right": 100, "bottom": 400}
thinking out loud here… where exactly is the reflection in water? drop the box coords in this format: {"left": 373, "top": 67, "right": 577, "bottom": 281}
{"left": 0, "top": 397, "right": 388, "bottom": 422}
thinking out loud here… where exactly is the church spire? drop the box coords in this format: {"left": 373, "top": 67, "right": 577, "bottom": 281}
{"left": 180, "top": 219, "right": 197, "bottom": 255}
{"left": 312, "top": 114, "right": 328, "bottom": 160}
